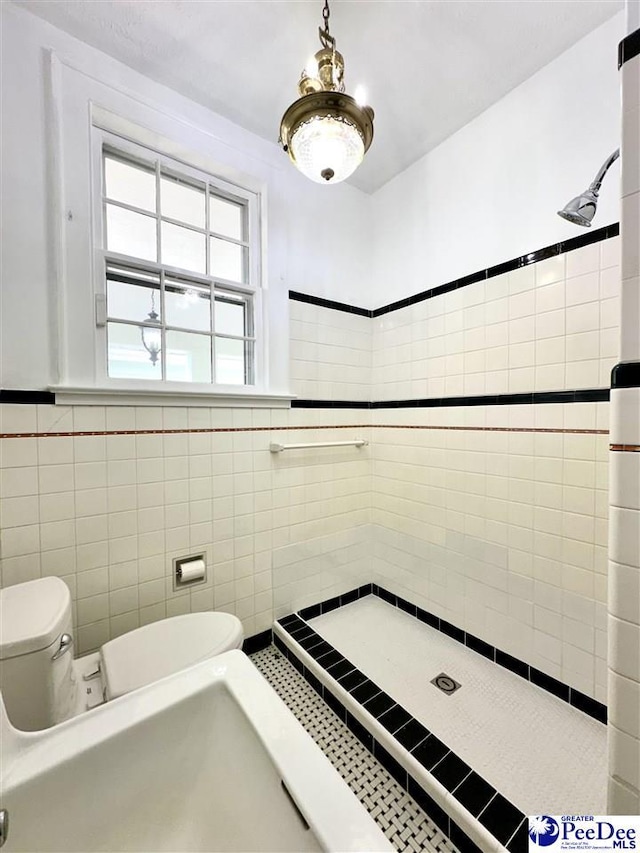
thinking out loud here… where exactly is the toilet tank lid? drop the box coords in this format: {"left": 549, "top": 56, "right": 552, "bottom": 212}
{"left": 0, "top": 577, "right": 72, "bottom": 659}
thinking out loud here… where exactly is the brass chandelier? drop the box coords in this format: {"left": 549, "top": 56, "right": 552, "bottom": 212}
{"left": 279, "top": 0, "right": 374, "bottom": 184}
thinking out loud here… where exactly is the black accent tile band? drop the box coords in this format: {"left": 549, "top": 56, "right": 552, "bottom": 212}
{"left": 452, "top": 772, "right": 497, "bottom": 818}
{"left": 288, "top": 290, "right": 372, "bottom": 317}
{"left": 0, "top": 389, "right": 56, "bottom": 404}
{"left": 619, "top": 28, "right": 640, "bottom": 68}
{"left": 611, "top": 361, "right": 640, "bottom": 389}
{"left": 530, "top": 667, "right": 570, "bottom": 702}
{"left": 291, "top": 399, "right": 371, "bottom": 409}
{"left": 351, "top": 679, "right": 381, "bottom": 704}
{"left": 371, "top": 389, "right": 610, "bottom": 408}
{"left": 291, "top": 388, "right": 610, "bottom": 410}
{"left": 477, "top": 793, "right": 525, "bottom": 846}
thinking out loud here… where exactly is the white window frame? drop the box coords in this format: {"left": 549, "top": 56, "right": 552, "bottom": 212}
{"left": 47, "top": 51, "right": 292, "bottom": 407}
{"left": 93, "top": 130, "right": 262, "bottom": 392}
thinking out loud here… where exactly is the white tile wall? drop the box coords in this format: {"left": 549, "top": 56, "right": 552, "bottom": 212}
{"left": 608, "top": 48, "right": 640, "bottom": 814}
{"left": 272, "top": 525, "right": 372, "bottom": 616}
{"left": 290, "top": 301, "right": 372, "bottom": 401}
{"left": 0, "top": 406, "right": 371, "bottom": 654}
{"left": 369, "top": 404, "right": 610, "bottom": 701}
{"left": 373, "top": 239, "right": 620, "bottom": 400}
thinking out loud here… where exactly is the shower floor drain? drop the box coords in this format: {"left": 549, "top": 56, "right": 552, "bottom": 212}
{"left": 431, "top": 673, "right": 461, "bottom": 695}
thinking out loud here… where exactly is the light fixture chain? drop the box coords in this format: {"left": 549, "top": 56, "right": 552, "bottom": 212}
{"left": 319, "top": 0, "right": 334, "bottom": 50}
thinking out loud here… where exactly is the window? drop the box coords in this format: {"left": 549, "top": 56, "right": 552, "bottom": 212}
{"left": 96, "top": 134, "right": 260, "bottom": 388}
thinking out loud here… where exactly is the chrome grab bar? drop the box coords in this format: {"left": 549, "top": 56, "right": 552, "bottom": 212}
{"left": 269, "top": 439, "right": 368, "bottom": 453}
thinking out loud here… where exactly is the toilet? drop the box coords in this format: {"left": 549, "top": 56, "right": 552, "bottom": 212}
{"left": 0, "top": 577, "right": 244, "bottom": 731}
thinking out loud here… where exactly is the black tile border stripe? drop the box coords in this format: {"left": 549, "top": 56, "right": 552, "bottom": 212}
{"left": 291, "top": 398, "right": 371, "bottom": 409}
{"left": 296, "top": 584, "right": 608, "bottom": 724}
{"left": 619, "top": 28, "right": 640, "bottom": 68}
{"left": 611, "top": 361, "right": 640, "bottom": 389}
{"left": 0, "top": 390, "right": 56, "bottom": 405}
{"left": 288, "top": 290, "right": 371, "bottom": 317}
{"left": 290, "top": 223, "right": 618, "bottom": 319}
{"left": 293, "top": 388, "right": 610, "bottom": 410}
{"left": 274, "top": 611, "right": 525, "bottom": 851}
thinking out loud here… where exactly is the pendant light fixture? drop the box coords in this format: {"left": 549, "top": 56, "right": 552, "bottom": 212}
{"left": 279, "top": 0, "right": 374, "bottom": 184}
{"left": 141, "top": 290, "right": 161, "bottom": 365}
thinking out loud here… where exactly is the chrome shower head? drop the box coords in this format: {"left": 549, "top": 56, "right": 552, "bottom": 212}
{"left": 557, "top": 190, "right": 598, "bottom": 227}
{"left": 557, "top": 148, "right": 620, "bottom": 228}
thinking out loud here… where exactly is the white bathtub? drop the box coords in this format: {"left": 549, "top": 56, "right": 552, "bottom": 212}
{"left": 0, "top": 649, "right": 392, "bottom": 853}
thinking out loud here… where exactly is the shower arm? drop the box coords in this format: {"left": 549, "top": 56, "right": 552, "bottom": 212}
{"left": 587, "top": 148, "right": 620, "bottom": 196}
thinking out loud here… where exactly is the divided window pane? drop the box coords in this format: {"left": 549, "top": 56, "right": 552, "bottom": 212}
{"left": 166, "top": 331, "right": 212, "bottom": 383}
{"left": 215, "top": 337, "right": 248, "bottom": 385}
{"left": 101, "top": 142, "right": 256, "bottom": 388}
{"left": 107, "top": 321, "right": 163, "bottom": 381}
{"left": 165, "top": 279, "right": 211, "bottom": 332}
{"left": 216, "top": 294, "right": 247, "bottom": 337}
{"left": 104, "top": 155, "right": 156, "bottom": 212}
{"left": 106, "top": 205, "right": 157, "bottom": 261}
{"left": 210, "top": 237, "right": 245, "bottom": 283}
{"left": 209, "top": 195, "right": 244, "bottom": 241}
{"left": 160, "top": 175, "right": 205, "bottom": 228}
{"left": 107, "top": 277, "right": 162, "bottom": 325}
{"left": 161, "top": 222, "right": 206, "bottom": 274}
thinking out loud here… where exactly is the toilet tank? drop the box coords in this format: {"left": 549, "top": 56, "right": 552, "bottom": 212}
{"left": 0, "top": 577, "right": 77, "bottom": 731}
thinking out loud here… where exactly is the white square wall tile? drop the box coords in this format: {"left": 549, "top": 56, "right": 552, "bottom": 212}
{"left": 535, "top": 255, "right": 565, "bottom": 287}
{"left": 609, "top": 560, "right": 640, "bottom": 625}
{"left": 37, "top": 405, "right": 73, "bottom": 434}
{"left": 609, "top": 506, "right": 640, "bottom": 568}
{"left": 566, "top": 244, "right": 600, "bottom": 278}
{"left": 0, "top": 438, "right": 38, "bottom": 468}
{"left": 607, "top": 775, "right": 640, "bottom": 814}
{"left": 608, "top": 669, "right": 640, "bottom": 740}
{"left": 608, "top": 615, "right": 640, "bottom": 682}
{"left": 0, "top": 405, "right": 37, "bottom": 434}
{"left": 600, "top": 237, "right": 621, "bottom": 271}
{"left": 620, "top": 275, "right": 640, "bottom": 362}
{"left": 608, "top": 724, "right": 640, "bottom": 792}
{"left": 622, "top": 190, "right": 640, "bottom": 280}
{"left": 622, "top": 106, "right": 640, "bottom": 198}
{"left": 610, "top": 452, "right": 640, "bottom": 511}
{"left": 609, "top": 388, "right": 640, "bottom": 446}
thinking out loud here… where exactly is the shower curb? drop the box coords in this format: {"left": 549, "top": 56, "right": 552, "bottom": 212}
{"left": 273, "top": 617, "right": 525, "bottom": 853}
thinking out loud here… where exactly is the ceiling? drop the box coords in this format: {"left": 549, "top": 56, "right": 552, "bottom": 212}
{"left": 14, "top": 0, "right": 623, "bottom": 193}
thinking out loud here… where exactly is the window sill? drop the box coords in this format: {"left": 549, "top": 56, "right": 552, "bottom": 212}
{"left": 49, "top": 385, "right": 295, "bottom": 408}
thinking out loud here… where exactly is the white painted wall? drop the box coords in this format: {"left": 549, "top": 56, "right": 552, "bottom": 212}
{"left": 0, "top": 3, "right": 370, "bottom": 391}
{"left": 366, "top": 14, "right": 625, "bottom": 310}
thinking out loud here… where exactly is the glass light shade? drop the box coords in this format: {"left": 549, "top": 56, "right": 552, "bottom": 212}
{"left": 290, "top": 114, "right": 365, "bottom": 184}
{"left": 141, "top": 325, "right": 161, "bottom": 364}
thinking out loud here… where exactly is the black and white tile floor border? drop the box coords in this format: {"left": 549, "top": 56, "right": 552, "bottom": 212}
{"left": 250, "top": 646, "right": 460, "bottom": 853}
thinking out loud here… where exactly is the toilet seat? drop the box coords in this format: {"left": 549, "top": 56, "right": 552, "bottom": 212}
{"left": 100, "top": 612, "right": 243, "bottom": 700}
